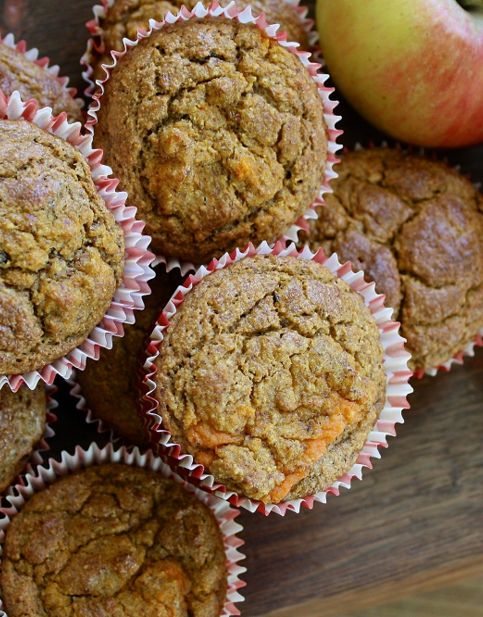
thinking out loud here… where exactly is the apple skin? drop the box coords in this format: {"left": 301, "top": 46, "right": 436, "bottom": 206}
{"left": 316, "top": 0, "right": 483, "bottom": 147}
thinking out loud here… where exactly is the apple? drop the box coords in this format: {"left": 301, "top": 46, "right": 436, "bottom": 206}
{"left": 316, "top": 0, "right": 483, "bottom": 147}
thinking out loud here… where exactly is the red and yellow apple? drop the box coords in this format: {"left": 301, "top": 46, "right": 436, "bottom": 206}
{"left": 316, "top": 0, "right": 483, "bottom": 147}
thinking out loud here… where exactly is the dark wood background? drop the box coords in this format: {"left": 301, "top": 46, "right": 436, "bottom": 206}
{"left": 1, "top": 1, "right": 483, "bottom": 615}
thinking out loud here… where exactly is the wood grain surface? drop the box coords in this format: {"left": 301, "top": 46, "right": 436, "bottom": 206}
{"left": 1, "top": 1, "right": 483, "bottom": 616}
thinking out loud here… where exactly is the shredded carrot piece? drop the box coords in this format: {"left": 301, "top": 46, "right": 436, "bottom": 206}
{"left": 187, "top": 422, "right": 240, "bottom": 449}
{"left": 195, "top": 451, "right": 216, "bottom": 468}
{"left": 269, "top": 470, "right": 307, "bottom": 503}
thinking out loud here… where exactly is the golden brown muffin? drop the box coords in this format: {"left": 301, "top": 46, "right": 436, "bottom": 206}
{"left": 153, "top": 255, "right": 386, "bottom": 504}
{"left": 1, "top": 464, "right": 227, "bottom": 617}
{"left": 0, "top": 385, "right": 47, "bottom": 493}
{"left": 0, "top": 41, "right": 83, "bottom": 123}
{"left": 0, "top": 119, "right": 125, "bottom": 375}
{"left": 94, "top": 18, "right": 327, "bottom": 262}
{"left": 77, "top": 266, "right": 183, "bottom": 448}
{"left": 91, "top": 0, "right": 309, "bottom": 82}
{"left": 300, "top": 148, "right": 483, "bottom": 372}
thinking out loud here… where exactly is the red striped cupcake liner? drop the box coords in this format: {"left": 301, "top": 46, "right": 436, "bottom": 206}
{"left": 0, "top": 442, "right": 246, "bottom": 616}
{"left": 138, "top": 241, "right": 413, "bottom": 515}
{"left": 83, "top": 2, "right": 342, "bottom": 274}
{"left": 0, "top": 92, "right": 155, "bottom": 392}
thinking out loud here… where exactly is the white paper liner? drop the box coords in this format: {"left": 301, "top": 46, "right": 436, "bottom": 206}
{"left": 81, "top": 0, "right": 319, "bottom": 98}
{"left": 0, "top": 442, "right": 246, "bottom": 616}
{"left": 67, "top": 376, "right": 120, "bottom": 442}
{"left": 26, "top": 386, "right": 57, "bottom": 470}
{"left": 139, "top": 241, "right": 413, "bottom": 516}
{"left": 0, "top": 33, "right": 84, "bottom": 113}
{"left": 83, "top": 2, "right": 342, "bottom": 274}
{"left": 347, "top": 142, "right": 483, "bottom": 378}
{"left": 0, "top": 92, "right": 156, "bottom": 393}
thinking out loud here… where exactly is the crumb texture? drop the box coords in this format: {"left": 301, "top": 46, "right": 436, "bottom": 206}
{"left": 0, "top": 120, "right": 125, "bottom": 374}
{"left": 301, "top": 148, "right": 483, "bottom": 371}
{"left": 92, "top": 0, "right": 309, "bottom": 82}
{"left": 78, "top": 266, "right": 182, "bottom": 447}
{"left": 1, "top": 464, "right": 227, "bottom": 617}
{"left": 154, "top": 255, "right": 385, "bottom": 504}
{"left": 0, "top": 42, "right": 82, "bottom": 123}
{"left": 0, "top": 384, "right": 47, "bottom": 493}
{"left": 94, "top": 18, "right": 327, "bottom": 262}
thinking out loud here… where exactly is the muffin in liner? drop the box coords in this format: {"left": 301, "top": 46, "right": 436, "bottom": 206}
{"left": 0, "top": 92, "right": 155, "bottom": 392}
{"left": 138, "top": 241, "right": 413, "bottom": 515}
{"left": 0, "top": 32, "right": 83, "bottom": 119}
{"left": 309, "top": 142, "right": 483, "bottom": 379}
{"left": 0, "top": 442, "right": 246, "bottom": 616}
{"left": 0, "top": 386, "right": 58, "bottom": 493}
{"left": 81, "top": 0, "right": 319, "bottom": 97}
{"left": 84, "top": 2, "right": 342, "bottom": 273}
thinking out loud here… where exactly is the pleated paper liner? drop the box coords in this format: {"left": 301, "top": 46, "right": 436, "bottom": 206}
{"left": 0, "top": 442, "right": 246, "bottom": 617}
{"left": 83, "top": 2, "right": 342, "bottom": 275}
{"left": 138, "top": 241, "right": 413, "bottom": 516}
{"left": 26, "top": 386, "right": 58, "bottom": 471}
{"left": 2, "top": 386, "right": 58, "bottom": 490}
{"left": 334, "top": 141, "right": 483, "bottom": 379}
{"left": 0, "top": 92, "right": 155, "bottom": 392}
{"left": 68, "top": 376, "right": 120, "bottom": 442}
{"left": 81, "top": 0, "right": 319, "bottom": 98}
{"left": 0, "top": 32, "right": 83, "bottom": 114}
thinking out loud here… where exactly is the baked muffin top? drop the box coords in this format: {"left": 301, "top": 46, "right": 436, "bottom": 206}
{"left": 94, "top": 18, "right": 327, "bottom": 262}
{"left": 0, "top": 384, "right": 47, "bottom": 493}
{"left": 0, "top": 41, "right": 83, "bottom": 123}
{"left": 1, "top": 464, "right": 227, "bottom": 617}
{"left": 301, "top": 148, "right": 483, "bottom": 371}
{"left": 154, "top": 255, "right": 385, "bottom": 504}
{"left": 91, "top": 0, "right": 309, "bottom": 82}
{"left": 78, "top": 265, "right": 182, "bottom": 447}
{"left": 0, "top": 120, "right": 125, "bottom": 375}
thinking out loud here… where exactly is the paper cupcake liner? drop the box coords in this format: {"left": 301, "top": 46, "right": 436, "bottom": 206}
{"left": 0, "top": 92, "right": 156, "bottom": 393}
{"left": 83, "top": 2, "right": 342, "bottom": 274}
{"left": 81, "top": 0, "right": 319, "bottom": 98}
{"left": 347, "top": 142, "right": 483, "bottom": 378}
{"left": 12, "top": 386, "right": 58, "bottom": 485}
{"left": 138, "top": 240, "right": 413, "bottom": 516}
{"left": 0, "top": 442, "right": 246, "bottom": 616}
{"left": 67, "top": 376, "right": 120, "bottom": 442}
{"left": 0, "top": 33, "right": 84, "bottom": 113}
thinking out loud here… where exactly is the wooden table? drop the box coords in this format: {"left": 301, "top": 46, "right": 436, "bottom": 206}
{"left": 2, "top": 1, "right": 483, "bottom": 615}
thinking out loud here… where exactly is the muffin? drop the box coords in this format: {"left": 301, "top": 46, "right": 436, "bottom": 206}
{"left": 0, "top": 119, "right": 125, "bottom": 375}
{"left": 300, "top": 148, "right": 483, "bottom": 372}
{"left": 0, "top": 40, "right": 83, "bottom": 123}
{"left": 77, "top": 266, "right": 182, "bottom": 447}
{"left": 94, "top": 17, "right": 328, "bottom": 262}
{"left": 1, "top": 463, "right": 228, "bottom": 617}
{"left": 0, "top": 385, "right": 47, "bottom": 493}
{"left": 152, "top": 254, "right": 386, "bottom": 504}
{"left": 90, "top": 0, "right": 310, "bottom": 82}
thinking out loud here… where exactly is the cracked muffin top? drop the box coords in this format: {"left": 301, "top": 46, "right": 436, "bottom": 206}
{"left": 153, "top": 255, "right": 386, "bottom": 504}
{"left": 1, "top": 464, "right": 227, "bottom": 617}
{"left": 300, "top": 148, "right": 483, "bottom": 372}
{"left": 78, "top": 265, "right": 182, "bottom": 448}
{"left": 0, "top": 384, "right": 47, "bottom": 493}
{"left": 0, "top": 120, "right": 125, "bottom": 375}
{"left": 0, "top": 41, "right": 83, "bottom": 123}
{"left": 90, "top": 0, "right": 310, "bottom": 83}
{"left": 94, "top": 18, "right": 327, "bottom": 262}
